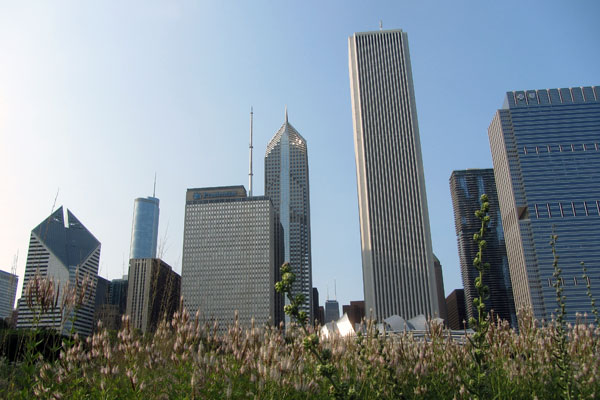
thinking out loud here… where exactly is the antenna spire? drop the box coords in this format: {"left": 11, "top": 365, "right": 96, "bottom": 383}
{"left": 379, "top": 20, "right": 382, "bottom": 30}
{"left": 248, "top": 106, "right": 254, "bottom": 197}
{"left": 153, "top": 172, "right": 157, "bottom": 197}
{"left": 284, "top": 105, "right": 288, "bottom": 124}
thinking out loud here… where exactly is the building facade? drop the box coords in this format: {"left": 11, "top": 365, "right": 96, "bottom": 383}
{"left": 348, "top": 29, "right": 438, "bottom": 321}
{"left": 265, "top": 111, "right": 313, "bottom": 321}
{"left": 17, "top": 207, "right": 101, "bottom": 336}
{"left": 445, "top": 289, "right": 467, "bottom": 330}
{"left": 450, "top": 169, "right": 517, "bottom": 327}
{"left": 488, "top": 86, "right": 600, "bottom": 322}
{"left": 432, "top": 255, "right": 448, "bottom": 322}
{"left": 342, "top": 300, "right": 365, "bottom": 326}
{"left": 130, "top": 197, "right": 160, "bottom": 259}
{"left": 0, "top": 270, "right": 18, "bottom": 320}
{"left": 324, "top": 299, "right": 340, "bottom": 323}
{"left": 181, "top": 186, "right": 284, "bottom": 329}
{"left": 126, "top": 258, "right": 180, "bottom": 333}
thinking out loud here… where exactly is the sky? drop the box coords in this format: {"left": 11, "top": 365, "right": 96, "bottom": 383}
{"left": 1, "top": 1, "right": 599, "bottom": 312}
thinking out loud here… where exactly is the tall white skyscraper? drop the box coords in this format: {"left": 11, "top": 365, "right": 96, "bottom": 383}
{"left": 348, "top": 29, "right": 438, "bottom": 321}
{"left": 265, "top": 110, "right": 313, "bottom": 321}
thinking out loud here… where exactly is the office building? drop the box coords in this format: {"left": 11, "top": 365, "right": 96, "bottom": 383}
{"left": 488, "top": 86, "right": 600, "bottom": 322}
{"left": 265, "top": 110, "right": 313, "bottom": 321}
{"left": 342, "top": 300, "right": 365, "bottom": 326}
{"left": 432, "top": 255, "right": 449, "bottom": 322}
{"left": 181, "top": 186, "right": 284, "bottom": 329}
{"left": 348, "top": 29, "right": 438, "bottom": 321}
{"left": 445, "top": 289, "right": 467, "bottom": 330}
{"left": 450, "top": 169, "right": 517, "bottom": 327}
{"left": 312, "top": 287, "right": 321, "bottom": 325}
{"left": 17, "top": 207, "right": 100, "bottom": 336}
{"left": 130, "top": 196, "right": 160, "bottom": 259}
{"left": 109, "top": 276, "right": 128, "bottom": 315}
{"left": 324, "top": 299, "right": 340, "bottom": 323}
{"left": 126, "top": 258, "right": 180, "bottom": 333}
{"left": 0, "top": 270, "right": 18, "bottom": 320}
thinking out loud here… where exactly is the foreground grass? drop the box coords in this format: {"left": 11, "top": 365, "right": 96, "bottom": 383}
{"left": 1, "top": 308, "right": 599, "bottom": 399}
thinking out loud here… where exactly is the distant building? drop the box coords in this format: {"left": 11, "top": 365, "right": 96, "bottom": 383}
{"left": 130, "top": 197, "right": 160, "bottom": 259}
{"left": 94, "top": 276, "right": 110, "bottom": 310}
{"left": 342, "top": 300, "right": 365, "bottom": 326}
{"left": 450, "top": 169, "right": 517, "bottom": 327}
{"left": 324, "top": 300, "right": 340, "bottom": 323}
{"left": 432, "top": 255, "right": 448, "bottom": 322}
{"left": 446, "top": 289, "right": 467, "bottom": 330}
{"left": 181, "top": 186, "right": 284, "bottom": 329}
{"left": 126, "top": 258, "right": 180, "bottom": 333}
{"left": 109, "top": 276, "right": 128, "bottom": 315}
{"left": 349, "top": 29, "right": 438, "bottom": 321}
{"left": 318, "top": 306, "right": 325, "bottom": 323}
{"left": 312, "top": 288, "right": 321, "bottom": 325}
{"left": 265, "top": 110, "right": 313, "bottom": 321}
{"left": 17, "top": 207, "right": 101, "bottom": 336}
{"left": 0, "top": 270, "right": 18, "bottom": 320}
{"left": 488, "top": 86, "right": 600, "bottom": 322}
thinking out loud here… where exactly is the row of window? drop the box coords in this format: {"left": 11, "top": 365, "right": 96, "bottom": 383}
{"left": 522, "top": 143, "right": 600, "bottom": 155}
{"left": 547, "top": 276, "right": 591, "bottom": 287}
{"left": 533, "top": 201, "right": 600, "bottom": 218}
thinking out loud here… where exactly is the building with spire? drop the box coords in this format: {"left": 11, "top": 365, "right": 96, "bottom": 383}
{"left": 348, "top": 29, "right": 438, "bottom": 321}
{"left": 265, "top": 109, "right": 313, "bottom": 321}
{"left": 17, "top": 207, "right": 101, "bottom": 336}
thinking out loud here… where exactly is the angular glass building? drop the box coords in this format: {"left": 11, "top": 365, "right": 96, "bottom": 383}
{"left": 450, "top": 169, "right": 517, "bottom": 327}
{"left": 129, "top": 196, "right": 160, "bottom": 259}
{"left": 488, "top": 86, "right": 600, "bottom": 322}
{"left": 265, "top": 111, "right": 313, "bottom": 321}
{"left": 181, "top": 186, "right": 284, "bottom": 329}
{"left": 348, "top": 29, "right": 438, "bottom": 321}
{"left": 17, "top": 207, "right": 101, "bottom": 336}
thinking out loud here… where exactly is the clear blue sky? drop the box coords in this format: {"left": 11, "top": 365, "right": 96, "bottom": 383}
{"left": 1, "top": 1, "right": 599, "bottom": 311}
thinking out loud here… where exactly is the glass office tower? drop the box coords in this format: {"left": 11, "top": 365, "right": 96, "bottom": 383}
{"left": 265, "top": 111, "right": 313, "bottom": 321}
{"left": 130, "top": 197, "right": 160, "bottom": 259}
{"left": 488, "top": 86, "right": 600, "bottom": 322}
{"left": 450, "top": 169, "right": 517, "bottom": 327}
{"left": 348, "top": 29, "right": 438, "bottom": 321}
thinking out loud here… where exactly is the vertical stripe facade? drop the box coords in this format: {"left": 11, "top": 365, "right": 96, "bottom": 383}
{"left": 348, "top": 30, "right": 438, "bottom": 321}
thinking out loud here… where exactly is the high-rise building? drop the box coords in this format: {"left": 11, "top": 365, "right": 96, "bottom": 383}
{"left": 126, "top": 258, "right": 180, "bottom": 333}
{"left": 17, "top": 207, "right": 101, "bottom": 336}
{"left": 130, "top": 196, "right": 160, "bottom": 259}
{"left": 181, "top": 186, "right": 284, "bottom": 329}
{"left": 432, "top": 255, "right": 449, "bottom": 323}
{"left": 324, "top": 299, "right": 340, "bottom": 323}
{"left": 0, "top": 270, "right": 18, "bottom": 320}
{"left": 342, "top": 300, "right": 365, "bottom": 326}
{"left": 109, "top": 276, "right": 128, "bottom": 315}
{"left": 450, "top": 169, "right": 517, "bottom": 327}
{"left": 312, "top": 287, "right": 321, "bottom": 325}
{"left": 445, "top": 289, "right": 467, "bottom": 330}
{"left": 348, "top": 29, "right": 438, "bottom": 321}
{"left": 265, "top": 110, "right": 313, "bottom": 321}
{"left": 488, "top": 86, "right": 600, "bottom": 322}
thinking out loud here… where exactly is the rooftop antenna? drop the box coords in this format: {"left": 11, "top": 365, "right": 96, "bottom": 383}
{"left": 327, "top": 286, "right": 329, "bottom": 301}
{"left": 379, "top": 20, "right": 382, "bottom": 31}
{"left": 284, "top": 105, "right": 288, "bottom": 124}
{"left": 153, "top": 172, "right": 157, "bottom": 197}
{"left": 334, "top": 279, "right": 337, "bottom": 300}
{"left": 248, "top": 106, "right": 254, "bottom": 197}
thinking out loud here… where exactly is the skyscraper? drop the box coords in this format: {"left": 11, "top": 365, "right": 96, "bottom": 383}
{"left": 432, "top": 255, "right": 448, "bottom": 323}
{"left": 130, "top": 196, "right": 160, "bottom": 259}
{"left": 265, "top": 110, "right": 313, "bottom": 321}
{"left": 488, "top": 86, "right": 600, "bottom": 322}
{"left": 450, "top": 169, "right": 517, "bottom": 327}
{"left": 17, "top": 207, "right": 101, "bottom": 336}
{"left": 127, "top": 258, "right": 180, "bottom": 333}
{"left": 181, "top": 186, "right": 284, "bottom": 329}
{"left": 0, "top": 270, "right": 18, "bottom": 320}
{"left": 324, "top": 299, "right": 340, "bottom": 323}
{"left": 348, "top": 29, "right": 438, "bottom": 321}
